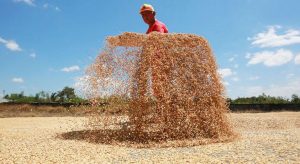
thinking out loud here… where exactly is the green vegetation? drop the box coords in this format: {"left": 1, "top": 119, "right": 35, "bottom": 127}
{"left": 1, "top": 91, "right": 299, "bottom": 117}
{"left": 4, "top": 87, "right": 87, "bottom": 103}
{"left": 3, "top": 88, "right": 300, "bottom": 105}
{"left": 228, "top": 93, "right": 300, "bottom": 104}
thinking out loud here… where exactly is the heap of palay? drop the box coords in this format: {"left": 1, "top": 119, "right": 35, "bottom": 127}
{"left": 84, "top": 32, "right": 237, "bottom": 147}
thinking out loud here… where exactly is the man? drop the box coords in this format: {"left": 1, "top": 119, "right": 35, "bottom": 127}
{"left": 140, "top": 4, "right": 168, "bottom": 34}
{"left": 134, "top": 4, "right": 168, "bottom": 108}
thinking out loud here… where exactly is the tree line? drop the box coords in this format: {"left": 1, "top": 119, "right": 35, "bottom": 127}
{"left": 3, "top": 88, "right": 300, "bottom": 104}
{"left": 3, "top": 87, "right": 86, "bottom": 103}
{"left": 228, "top": 93, "right": 300, "bottom": 104}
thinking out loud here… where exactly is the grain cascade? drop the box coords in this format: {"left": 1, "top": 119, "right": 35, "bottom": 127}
{"left": 86, "top": 32, "right": 235, "bottom": 141}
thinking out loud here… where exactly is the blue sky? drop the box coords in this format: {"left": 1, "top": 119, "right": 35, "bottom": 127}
{"left": 0, "top": 0, "right": 300, "bottom": 99}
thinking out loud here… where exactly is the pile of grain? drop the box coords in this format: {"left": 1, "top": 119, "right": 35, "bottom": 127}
{"left": 84, "top": 32, "right": 236, "bottom": 146}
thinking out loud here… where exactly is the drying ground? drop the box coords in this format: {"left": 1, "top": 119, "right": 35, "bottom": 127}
{"left": 0, "top": 112, "right": 299, "bottom": 163}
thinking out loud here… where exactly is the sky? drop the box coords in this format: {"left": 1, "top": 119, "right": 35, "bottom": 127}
{"left": 0, "top": 0, "right": 300, "bottom": 99}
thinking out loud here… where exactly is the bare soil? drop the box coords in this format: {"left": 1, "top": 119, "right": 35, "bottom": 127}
{"left": 0, "top": 112, "right": 299, "bottom": 163}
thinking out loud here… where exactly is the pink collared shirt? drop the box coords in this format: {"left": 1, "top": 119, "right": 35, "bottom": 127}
{"left": 146, "top": 20, "right": 168, "bottom": 34}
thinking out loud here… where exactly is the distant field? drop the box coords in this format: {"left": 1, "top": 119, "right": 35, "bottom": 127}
{"left": 0, "top": 104, "right": 122, "bottom": 117}
{"left": 0, "top": 112, "right": 299, "bottom": 163}
{"left": 1, "top": 103, "right": 299, "bottom": 118}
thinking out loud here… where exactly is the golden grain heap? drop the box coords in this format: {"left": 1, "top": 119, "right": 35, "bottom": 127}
{"left": 85, "top": 32, "right": 236, "bottom": 146}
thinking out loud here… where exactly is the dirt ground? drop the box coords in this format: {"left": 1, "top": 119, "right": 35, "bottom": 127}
{"left": 0, "top": 112, "right": 299, "bottom": 163}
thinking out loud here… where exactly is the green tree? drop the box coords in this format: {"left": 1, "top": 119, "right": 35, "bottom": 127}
{"left": 34, "top": 91, "right": 50, "bottom": 102}
{"left": 56, "top": 87, "right": 76, "bottom": 102}
{"left": 232, "top": 93, "right": 289, "bottom": 104}
{"left": 291, "top": 94, "right": 300, "bottom": 103}
{"left": 50, "top": 93, "right": 57, "bottom": 102}
{"left": 35, "top": 93, "right": 40, "bottom": 102}
{"left": 3, "top": 87, "right": 86, "bottom": 103}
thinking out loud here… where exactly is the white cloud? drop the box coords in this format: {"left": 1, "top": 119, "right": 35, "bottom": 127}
{"left": 0, "top": 37, "right": 5, "bottom": 43}
{"left": 228, "top": 57, "right": 235, "bottom": 62}
{"left": 12, "top": 77, "right": 24, "bottom": 83}
{"left": 222, "top": 81, "right": 229, "bottom": 86}
{"left": 234, "top": 78, "right": 300, "bottom": 98}
{"left": 43, "top": 3, "right": 61, "bottom": 11}
{"left": 287, "top": 74, "right": 294, "bottom": 78}
{"left": 228, "top": 55, "right": 238, "bottom": 62}
{"left": 245, "top": 53, "right": 251, "bottom": 59}
{"left": 218, "top": 68, "right": 234, "bottom": 78}
{"left": 55, "top": 6, "right": 61, "bottom": 11}
{"left": 231, "top": 77, "right": 240, "bottom": 82}
{"left": 247, "top": 49, "right": 293, "bottom": 67}
{"left": 43, "top": 3, "right": 49, "bottom": 8}
{"left": 295, "top": 54, "right": 300, "bottom": 64}
{"left": 245, "top": 86, "right": 264, "bottom": 97}
{"left": 0, "top": 36, "right": 22, "bottom": 52}
{"left": 248, "top": 26, "right": 300, "bottom": 48}
{"left": 61, "top": 65, "right": 80, "bottom": 72}
{"left": 6, "top": 41, "right": 21, "bottom": 51}
{"left": 13, "top": 1, "right": 61, "bottom": 11}
{"left": 29, "top": 53, "right": 36, "bottom": 58}
{"left": 13, "top": 0, "right": 35, "bottom": 6}
{"left": 249, "top": 76, "right": 260, "bottom": 80}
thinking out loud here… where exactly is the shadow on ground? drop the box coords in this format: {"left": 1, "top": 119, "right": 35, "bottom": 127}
{"left": 58, "top": 129, "right": 236, "bottom": 148}
{"left": 60, "top": 129, "right": 180, "bottom": 145}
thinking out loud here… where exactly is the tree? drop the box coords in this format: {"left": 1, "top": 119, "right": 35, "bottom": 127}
{"left": 35, "top": 93, "right": 40, "bottom": 102}
{"left": 3, "top": 87, "right": 86, "bottom": 103}
{"left": 8, "top": 93, "right": 20, "bottom": 102}
{"left": 18, "top": 91, "right": 24, "bottom": 99}
{"left": 291, "top": 94, "right": 300, "bottom": 103}
{"left": 56, "top": 87, "right": 76, "bottom": 102}
{"left": 50, "top": 93, "right": 57, "bottom": 102}
{"left": 232, "top": 93, "right": 289, "bottom": 104}
{"left": 4, "top": 94, "right": 9, "bottom": 99}
{"left": 34, "top": 91, "right": 50, "bottom": 102}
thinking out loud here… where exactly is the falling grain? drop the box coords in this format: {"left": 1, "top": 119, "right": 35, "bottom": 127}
{"left": 83, "top": 32, "right": 237, "bottom": 147}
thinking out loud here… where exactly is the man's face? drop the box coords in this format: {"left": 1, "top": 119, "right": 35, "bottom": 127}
{"left": 141, "top": 11, "right": 155, "bottom": 25}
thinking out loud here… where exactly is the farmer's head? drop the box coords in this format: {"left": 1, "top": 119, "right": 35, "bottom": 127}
{"left": 140, "top": 4, "right": 156, "bottom": 25}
